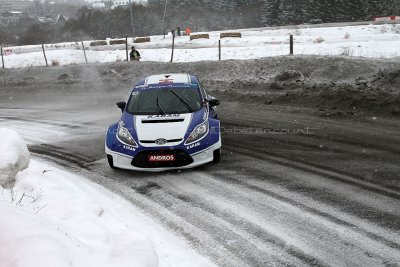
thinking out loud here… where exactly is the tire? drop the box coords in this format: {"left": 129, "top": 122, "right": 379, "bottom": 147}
{"left": 107, "top": 155, "right": 118, "bottom": 169}
{"left": 213, "top": 148, "right": 221, "bottom": 163}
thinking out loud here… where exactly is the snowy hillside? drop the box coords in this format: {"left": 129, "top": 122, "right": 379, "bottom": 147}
{"left": 2, "top": 23, "right": 400, "bottom": 68}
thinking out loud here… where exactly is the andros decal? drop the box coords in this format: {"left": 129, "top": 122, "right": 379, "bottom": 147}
{"left": 148, "top": 155, "right": 175, "bottom": 162}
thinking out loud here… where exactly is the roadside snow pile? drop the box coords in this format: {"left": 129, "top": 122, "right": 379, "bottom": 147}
{"left": 0, "top": 129, "right": 158, "bottom": 267}
{"left": 0, "top": 160, "right": 158, "bottom": 267}
{"left": 0, "top": 128, "right": 30, "bottom": 187}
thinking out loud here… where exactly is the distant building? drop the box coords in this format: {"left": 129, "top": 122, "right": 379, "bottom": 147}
{"left": 0, "top": 10, "right": 22, "bottom": 24}
{"left": 0, "top": 0, "right": 34, "bottom": 12}
{"left": 92, "top": 2, "right": 105, "bottom": 9}
{"left": 147, "top": 0, "right": 161, "bottom": 6}
{"left": 109, "top": 0, "right": 146, "bottom": 9}
{"left": 111, "top": 0, "right": 128, "bottom": 9}
{"left": 38, "top": 15, "right": 55, "bottom": 23}
{"left": 56, "top": 13, "right": 66, "bottom": 24}
{"left": 82, "top": 0, "right": 146, "bottom": 8}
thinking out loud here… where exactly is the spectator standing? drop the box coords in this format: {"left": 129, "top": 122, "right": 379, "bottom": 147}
{"left": 130, "top": 46, "right": 141, "bottom": 61}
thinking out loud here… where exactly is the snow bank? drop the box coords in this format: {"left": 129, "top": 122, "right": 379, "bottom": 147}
{"left": 0, "top": 159, "right": 158, "bottom": 267}
{"left": 0, "top": 129, "right": 158, "bottom": 267}
{"left": 0, "top": 127, "right": 216, "bottom": 267}
{"left": 0, "top": 128, "right": 30, "bottom": 187}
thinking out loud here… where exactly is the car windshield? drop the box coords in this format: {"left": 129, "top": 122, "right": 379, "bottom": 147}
{"left": 127, "top": 87, "right": 202, "bottom": 115}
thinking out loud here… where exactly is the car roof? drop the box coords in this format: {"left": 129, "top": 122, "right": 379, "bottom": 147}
{"left": 146, "top": 73, "right": 191, "bottom": 84}
{"left": 135, "top": 73, "right": 200, "bottom": 87}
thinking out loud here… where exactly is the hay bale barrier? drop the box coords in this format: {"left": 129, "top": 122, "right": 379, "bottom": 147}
{"left": 90, "top": 40, "right": 107, "bottom": 46}
{"left": 109, "top": 39, "right": 126, "bottom": 45}
{"left": 220, "top": 32, "right": 242, "bottom": 39}
{"left": 190, "top": 34, "right": 210, "bottom": 41}
{"left": 134, "top": 37, "right": 150, "bottom": 43}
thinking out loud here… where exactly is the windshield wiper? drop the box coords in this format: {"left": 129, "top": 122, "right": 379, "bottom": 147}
{"left": 156, "top": 92, "right": 166, "bottom": 115}
{"left": 169, "top": 90, "right": 194, "bottom": 112}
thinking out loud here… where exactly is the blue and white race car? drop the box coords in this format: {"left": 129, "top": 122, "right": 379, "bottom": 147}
{"left": 105, "top": 73, "right": 221, "bottom": 171}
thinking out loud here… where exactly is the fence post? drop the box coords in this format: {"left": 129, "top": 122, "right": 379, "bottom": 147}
{"left": 81, "top": 41, "right": 88, "bottom": 64}
{"left": 218, "top": 40, "right": 221, "bottom": 61}
{"left": 125, "top": 34, "right": 129, "bottom": 61}
{"left": 0, "top": 46, "right": 4, "bottom": 69}
{"left": 289, "top": 34, "right": 294, "bottom": 55}
{"left": 170, "top": 32, "right": 175, "bottom": 62}
{"left": 41, "top": 44, "right": 48, "bottom": 67}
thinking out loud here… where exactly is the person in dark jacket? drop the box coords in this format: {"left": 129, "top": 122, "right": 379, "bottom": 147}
{"left": 130, "top": 46, "right": 141, "bottom": 61}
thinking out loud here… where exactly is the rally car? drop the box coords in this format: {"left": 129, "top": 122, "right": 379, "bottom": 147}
{"left": 105, "top": 73, "right": 221, "bottom": 171}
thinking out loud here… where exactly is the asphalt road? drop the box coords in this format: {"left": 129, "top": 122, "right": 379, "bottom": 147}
{"left": 1, "top": 59, "right": 400, "bottom": 266}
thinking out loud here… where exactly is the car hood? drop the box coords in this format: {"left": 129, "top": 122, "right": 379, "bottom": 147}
{"left": 134, "top": 113, "right": 192, "bottom": 143}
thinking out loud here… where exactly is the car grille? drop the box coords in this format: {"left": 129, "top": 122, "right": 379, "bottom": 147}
{"left": 141, "top": 119, "right": 185, "bottom": 123}
{"left": 140, "top": 138, "right": 183, "bottom": 144}
{"left": 131, "top": 149, "right": 193, "bottom": 168}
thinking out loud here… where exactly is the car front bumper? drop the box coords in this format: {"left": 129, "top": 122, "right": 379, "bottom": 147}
{"left": 105, "top": 139, "right": 221, "bottom": 172}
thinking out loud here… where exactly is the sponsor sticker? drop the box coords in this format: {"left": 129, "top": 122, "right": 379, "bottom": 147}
{"left": 135, "top": 85, "right": 148, "bottom": 89}
{"left": 148, "top": 155, "right": 175, "bottom": 162}
{"left": 147, "top": 114, "right": 180, "bottom": 118}
{"left": 159, "top": 78, "right": 174, "bottom": 84}
{"left": 186, "top": 142, "right": 200, "bottom": 149}
{"left": 123, "top": 145, "right": 136, "bottom": 151}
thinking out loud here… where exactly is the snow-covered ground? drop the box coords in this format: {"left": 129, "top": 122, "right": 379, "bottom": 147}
{"left": 0, "top": 128, "right": 216, "bottom": 267}
{"left": 2, "top": 23, "right": 400, "bottom": 68}
{"left": 1, "top": 22, "right": 400, "bottom": 267}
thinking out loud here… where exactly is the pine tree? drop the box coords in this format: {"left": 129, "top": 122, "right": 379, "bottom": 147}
{"left": 210, "top": 0, "right": 238, "bottom": 12}
{"left": 302, "top": 0, "right": 326, "bottom": 22}
{"left": 278, "top": 0, "right": 306, "bottom": 25}
{"left": 261, "top": 0, "right": 281, "bottom": 26}
{"left": 345, "top": 0, "right": 367, "bottom": 21}
{"left": 278, "top": 0, "right": 293, "bottom": 25}
{"left": 366, "top": 0, "right": 396, "bottom": 17}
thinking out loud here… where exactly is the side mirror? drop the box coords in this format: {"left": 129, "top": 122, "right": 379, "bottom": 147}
{"left": 208, "top": 99, "right": 220, "bottom": 107}
{"left": 116, "top": 101, "right": 126, "bottom": 113}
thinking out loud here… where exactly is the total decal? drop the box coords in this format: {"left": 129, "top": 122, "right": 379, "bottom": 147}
{"left": 186, "top": 142, "right": 201, "bottom": 150}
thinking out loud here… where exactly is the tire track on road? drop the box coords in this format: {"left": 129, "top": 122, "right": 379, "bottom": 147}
{"left": 29, "top": 144, "right": 95, "bottom": 170}
{"left": 144, "top": 172, "right": 400, "bottom": 266}
{"left": 224, "top": 143, "right": 400, "bottom": 200}
{"left": 130, "top": 179, "right": 321, "bottom": 266}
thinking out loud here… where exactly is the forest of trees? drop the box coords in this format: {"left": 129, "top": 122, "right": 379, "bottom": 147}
{"left": 0, "top": 0, "right": 399, "bottom": 46}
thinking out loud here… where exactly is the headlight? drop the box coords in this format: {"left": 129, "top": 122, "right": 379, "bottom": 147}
{"left": 117, "top": 121, "right": 138, "bottom": 147}
{"left": 185, "top": 120, "right": 209, "bottom": 145}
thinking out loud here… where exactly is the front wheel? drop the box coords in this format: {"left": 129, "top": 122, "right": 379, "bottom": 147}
{"left": 213, "top": 149, "right": 221, "bottom": 163}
